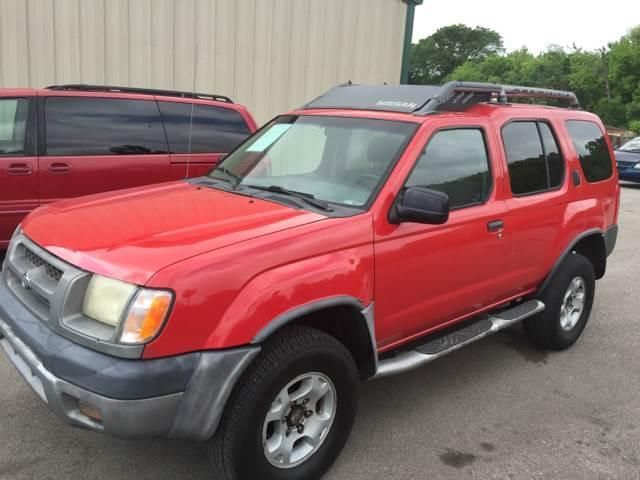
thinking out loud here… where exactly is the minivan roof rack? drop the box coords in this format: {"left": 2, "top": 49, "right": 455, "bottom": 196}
{"left": 45, "top": 84, "right": 234, "bottom": 104}
{"left": 303, "top": 81, "right": 580, "bottom": 115}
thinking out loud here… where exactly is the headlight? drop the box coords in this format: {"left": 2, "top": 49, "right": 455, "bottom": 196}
{"left": 83, "top": 275, "right": 136, "bottom": 327}
{"left": 82, "top": 274, "right": 172, "bottom": 344}
{"left": 634, "top": 162, "right": 640, "bottom": 170}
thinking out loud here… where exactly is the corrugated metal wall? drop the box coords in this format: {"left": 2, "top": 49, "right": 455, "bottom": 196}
{"left": 0, "top": 0, "right": 407, "bottom": 124}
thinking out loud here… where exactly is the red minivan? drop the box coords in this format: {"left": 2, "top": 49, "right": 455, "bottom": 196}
{"left": 0, "top": 84, "right": 257, "bottom": 248}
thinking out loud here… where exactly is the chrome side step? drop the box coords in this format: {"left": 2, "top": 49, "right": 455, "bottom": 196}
{"left": 372, "top": 300, "right": 545, "bottom": 380}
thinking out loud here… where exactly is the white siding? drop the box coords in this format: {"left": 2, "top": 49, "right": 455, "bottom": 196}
{"left": 0, "top": 0, "right": 408, "bottom": 124}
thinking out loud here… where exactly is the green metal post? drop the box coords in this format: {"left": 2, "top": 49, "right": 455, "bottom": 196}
{"left": 400, "top": 0, "right": 423, "bottom": 84}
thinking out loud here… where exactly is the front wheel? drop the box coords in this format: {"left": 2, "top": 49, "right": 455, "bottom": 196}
{"left": 209, "top": 326, "right": 359, "bottom": 480}
{"left": 524, "top": 253, "right": 596, "bottom": 350}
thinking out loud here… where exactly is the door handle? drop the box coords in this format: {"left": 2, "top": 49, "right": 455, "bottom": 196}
{"left": 7, "top": 163, "right": 33, "bottom": 175}
{"left": 48, "top": 162, "right": 72, "bottom": 174}
{"left": 487, "top": 220, "right": 504, "bottom": 232}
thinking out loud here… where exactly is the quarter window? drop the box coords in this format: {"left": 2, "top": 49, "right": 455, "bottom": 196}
{"left": 0, "top": 98, "right": 29, "bottom": 155}
{"left": 565, "top": 120, "right": 613, "bottom": 183}
{"left": 45, "top": 97, "right": 168, "bottom": 156}
{"left": 406, "top": 128, "right": 492, "bottom": 209}
{"left": 502, "top": 121, "right": 565, "bottom": 195}
{"left": 158, "top": 101, "right": 251, "bottom": 154}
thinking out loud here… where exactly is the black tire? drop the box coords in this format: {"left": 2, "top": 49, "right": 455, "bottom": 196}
{"left": 209, "top": 326, "right": 359, "bottom": 480}
{"left": 524, "top": 253, "right": 595, "bottom": 350}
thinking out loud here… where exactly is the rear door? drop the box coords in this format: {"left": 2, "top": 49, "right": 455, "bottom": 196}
{"left": 499, "top": 117, "right": 572, "bottom": 293}
{"left": 0, "top": 96, "right": 37, "bottom": 247}
{"left": 39, "top": 95, "right": 171, "bottom": 204}
{"left": 157, "top": 99, "right": 253, "bottom": 178}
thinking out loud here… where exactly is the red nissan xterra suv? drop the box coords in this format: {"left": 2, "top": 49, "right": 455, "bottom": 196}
{"left": 0, "top": 82, "right": 619, "bottom": 480}
{"left": 0, "top": 84, "right": 257, "bottom": 248}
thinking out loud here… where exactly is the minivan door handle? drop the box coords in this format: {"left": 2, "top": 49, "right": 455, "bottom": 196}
{"left": 7, "top": 163, "right": 33, "bottom": 175}
{"left": 48, "top": 162, "right": 72, "bottom": 174}
{"left": 487, "top": 220, "right": 504, "bottom": 232}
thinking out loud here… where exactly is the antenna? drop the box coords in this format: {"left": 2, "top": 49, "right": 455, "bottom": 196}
{"left": 185, "top": 44, "right": 199, "bottom": 179}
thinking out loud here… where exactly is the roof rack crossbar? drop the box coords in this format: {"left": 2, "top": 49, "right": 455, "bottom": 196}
{"left": 417, "top": 81, "right": 580, "bottom": 114}
{"left": 45, "top": 84, "right": 234, "bottom": 103}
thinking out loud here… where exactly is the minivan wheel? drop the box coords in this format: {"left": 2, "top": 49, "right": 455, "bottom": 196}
{"left": 209, "top": 326, "right": 359, "bottom": 480}
{"left": 524, "top": 253, "right": 595, "bottom": 350}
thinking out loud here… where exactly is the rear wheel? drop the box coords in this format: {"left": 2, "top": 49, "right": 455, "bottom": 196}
{"left": 209, "top": 326, "right": 359, "bottom": 480}
{"left": 524, "top": 253, "right": 595, "bottom": 350}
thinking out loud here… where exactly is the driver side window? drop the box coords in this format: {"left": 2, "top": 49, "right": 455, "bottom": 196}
{"left": 406, "top": 128, "right": 492, "bottom": 209}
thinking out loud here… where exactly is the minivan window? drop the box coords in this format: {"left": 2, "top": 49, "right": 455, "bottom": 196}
{"left": 405, "top": 128, "right": 492, "bottom": 209}
{"left": 158, "top": 101, "right": 251, "bottom": 154}
{"left": 45, "top": 97, "right": 168, "bottom": 156}
{"left": 502, "top": 121, "right": 565, "bottom": 195}
{"left": 0, "top": 98, "right": 28, "bottom": 155}
{"left": 565, "top": 120, "right": 613, "bottom": 183}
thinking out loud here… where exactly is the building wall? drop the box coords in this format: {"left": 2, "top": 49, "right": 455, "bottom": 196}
{"left": 0, "top": 0, "right": 408, "bottom": 124}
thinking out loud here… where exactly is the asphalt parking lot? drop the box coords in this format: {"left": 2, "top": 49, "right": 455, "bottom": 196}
{"left": 1, "top": 184, "right": 639, "bottom": 480}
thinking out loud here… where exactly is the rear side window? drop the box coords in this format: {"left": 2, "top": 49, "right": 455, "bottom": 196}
{"left": 158, "top": 102, "right": 251, "bottom": 154}
{"left": 502, "top": 121, "right": 565, "bottom": 195}
{"left": 406, "top": 128, "right": 492, "bottom": 209}
{"left": 565, "top": 120, "right": 613, "bottom": 183}
{"left": 45, "top": 97, "right": 168, "bottom": 156}
{"left": 0, "top": 98, "right": 29, "bottom": 155}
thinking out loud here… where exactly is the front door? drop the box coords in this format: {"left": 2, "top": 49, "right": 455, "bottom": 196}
{"left": 374, "top": 124, "right": 514, "bottom": 350}
{"left": 0, "top": 96, "right": 37, "bottom": 247}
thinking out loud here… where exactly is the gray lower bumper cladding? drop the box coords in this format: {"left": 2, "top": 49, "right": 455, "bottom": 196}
{"left": 0, "top": 280, "right": 260, "bottom": 441}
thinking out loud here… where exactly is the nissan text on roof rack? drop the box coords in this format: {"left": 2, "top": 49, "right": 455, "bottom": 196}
{"left": 0, "top": 82, "right": 619, "bottom": 480}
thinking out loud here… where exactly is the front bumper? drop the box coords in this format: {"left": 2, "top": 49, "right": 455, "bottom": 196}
{"left": 618, "top": 169, "right": 640, "bottom": 183}
{"left": 0, "top": 278, "right": 259, "bottom": 441}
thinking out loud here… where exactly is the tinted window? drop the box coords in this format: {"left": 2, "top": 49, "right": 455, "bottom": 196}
{"left": 566, "top": 120, "right": 613, "bottom": 183}
{"left": 503, "top": 122, "right": 548, "bottom": 195}
{"left": 539, "top": 123, "right": 564, "bottom": 188}
{"left": 158, "top": 102, "right": 251, "bottom": 154}
{"left": 45, "top": 97, "right": 168, "bottom": 156}
{"left": 406, "top": 129, "right": 492, "bottom": 209}
{"left": 0, "top": 98, "right": 28, "bottom": 155}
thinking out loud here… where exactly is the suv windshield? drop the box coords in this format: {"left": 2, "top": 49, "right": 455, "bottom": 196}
{"left": 619, "top": 137, "right": 640, "bottom": 152}
{"left": 208, "top": 115, "right": 417, "bottom": 208}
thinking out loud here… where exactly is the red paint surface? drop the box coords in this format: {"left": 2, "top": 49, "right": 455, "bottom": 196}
{"left": 18, "top": 103, "right": 619, "bottom": 359}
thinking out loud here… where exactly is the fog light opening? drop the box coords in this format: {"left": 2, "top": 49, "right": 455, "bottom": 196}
{"left": 78, "top": 400, "right": 103, "bottom": 423}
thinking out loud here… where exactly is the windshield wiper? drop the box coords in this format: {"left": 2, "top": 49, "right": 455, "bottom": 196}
{"left": 212, "top": 166, "right": 241, "bottom": 189}
{"left": 248, "top": 185, "right": 334, "bottom": 212}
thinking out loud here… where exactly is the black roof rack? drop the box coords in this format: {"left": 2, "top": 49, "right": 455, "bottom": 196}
{"left": 303, "top": 81, "right": 580, "bottom": 115}
{"left": 45, "top": 84, "right": 234, "bottom": 104}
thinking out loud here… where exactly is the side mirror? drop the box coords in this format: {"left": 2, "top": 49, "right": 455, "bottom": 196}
{"left": 391, "top": 186, "right": 450, "bottom": 225}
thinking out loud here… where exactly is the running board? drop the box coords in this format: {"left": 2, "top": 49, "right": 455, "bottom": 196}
{"left": 372, "top": 300, "right": 545, "bottom": 380}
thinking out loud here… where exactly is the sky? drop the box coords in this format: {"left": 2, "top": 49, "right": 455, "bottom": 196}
{"left": 412, "top": 0, "right": 640, "bottom": 53}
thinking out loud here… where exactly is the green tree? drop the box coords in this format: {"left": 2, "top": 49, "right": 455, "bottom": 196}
{"left": 409, "top": 24, "right": 504, "bottom": 85}
{"left": 439, "top": 24, "right": 640, "bottom": 128}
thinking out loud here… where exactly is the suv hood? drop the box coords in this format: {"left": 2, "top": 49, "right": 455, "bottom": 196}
{"left": 22, "top": 181, "right": 326, "bottom": 285}
{"left": 615, "top": 150, "right": 640, "bottom": 163}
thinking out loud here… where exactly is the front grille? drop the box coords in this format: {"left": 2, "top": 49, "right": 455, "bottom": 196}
{"left": 4, "top": 237, "right": 73, "bottom": 320}
{"left": 23, "top": 247, "right": 64, "bottom": 282}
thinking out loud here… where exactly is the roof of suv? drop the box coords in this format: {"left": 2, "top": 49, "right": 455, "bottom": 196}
{"left": 302, "top": 82, "right": 581, "bottom": 117}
